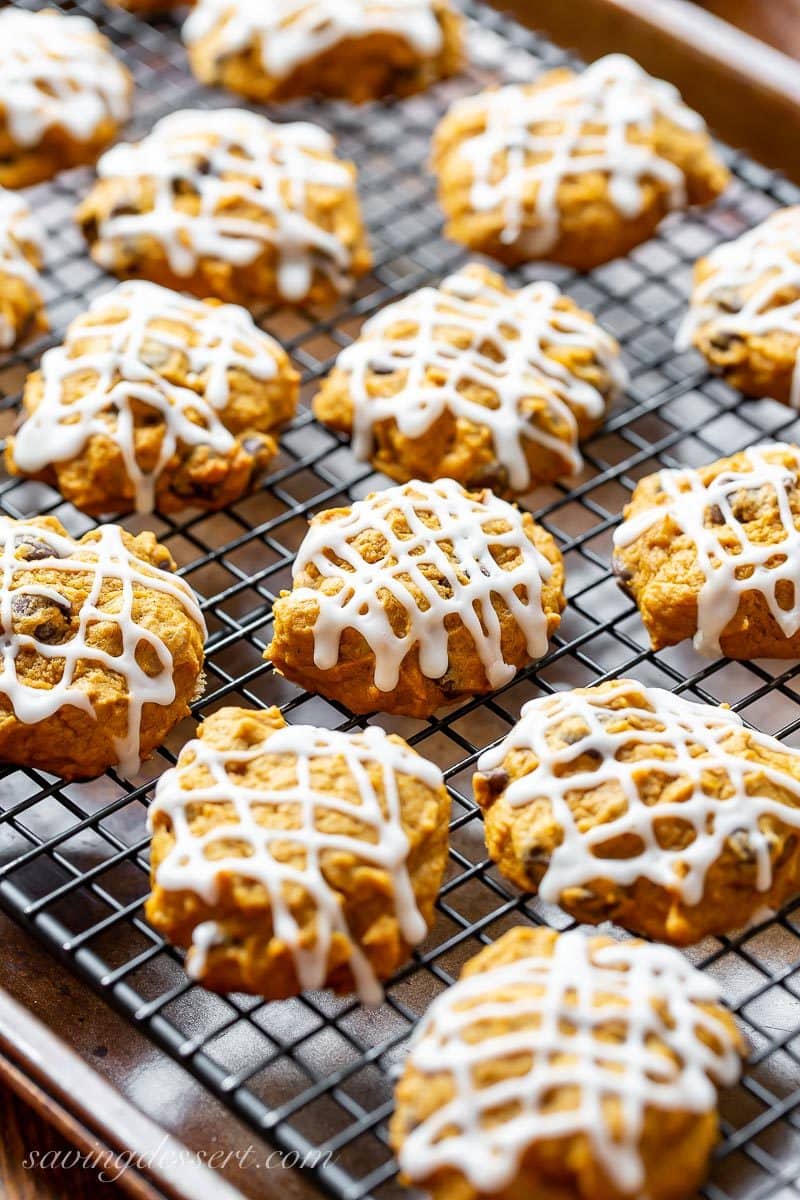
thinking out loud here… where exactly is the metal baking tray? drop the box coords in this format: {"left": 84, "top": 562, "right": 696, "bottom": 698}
{"left": 0, "top": 2, "right": 799, "bottom": 1198}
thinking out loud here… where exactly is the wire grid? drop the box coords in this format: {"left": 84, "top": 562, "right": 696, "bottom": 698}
{"left": 0, "top": 1, "right": 799, "bottom": 1198}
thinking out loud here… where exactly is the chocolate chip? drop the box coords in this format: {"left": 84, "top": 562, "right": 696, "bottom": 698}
{"left": 11, "top": 592, "right": 72, "bottom": 644}
{"left": 707, "top": 503, "right": 725, "bottom": 526}
{"left": 109, "top": 202, "right": 139, "bottom": 219}
{"left": 14, "top": 535, "right": 59, "bottom": 561}
{"left": 714, "top": 288, "right": 743, "bottom": 314}
{"left": 728, "top": 828, "right": 757, "bottom": 864}
{"left": 523, "top": 842, "right": 550, "bottom": 870}
{"left": 170, "top": 176, "right": 199, "bottom": 198}
{"left": 480, "top": 768, "right": 509, "bottom": 797}
{"left": 709, "top": 332, "right": 742, "bottom": 352}
{"left": 612, "top": 554, "right": 635, "bottom": 598}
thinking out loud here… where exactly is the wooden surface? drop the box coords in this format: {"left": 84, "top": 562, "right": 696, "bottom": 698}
{"left": 698, "top": 0, "right": 800, "bottom": 58}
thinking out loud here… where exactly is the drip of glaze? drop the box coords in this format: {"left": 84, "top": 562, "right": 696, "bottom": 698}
{"left": 677, "top": 207, "right": 800, "bottom": 408}
{"left": 12, "top": 280, "right": 281, "bottom": 514}
{"left": 93, "top": 109, "right": 357, "bottom": 304}
{"left": 336, "top": 267, "right": 626, "bottom": 489}
{"left": 613, "top": 442, "right": 800, "bottom": 655}
{"left": 184, "top": 0, "right": 444, "bottom": 77}
{"left": 399, "top": 929, "right": 742, "bottom": 1194}
{"left": 477, "top": 680, "right": 800, "bottom": 907}
{"left": 149, "top": 722, "right": 443, "bottom": 1003}
{"left": 290, "top": 478, "right": 555, "bottom": 691}
{"left": 0, "top": 10, "right": 131, "bottom": 148}
{"left": 0, "top": 519, "right": 205, "bottom": 777}
{"left": 0, "top": 189, "right": 44, "bottom": 350}
{"left": 447, "top": 53, "right": 704, "bottom": 252}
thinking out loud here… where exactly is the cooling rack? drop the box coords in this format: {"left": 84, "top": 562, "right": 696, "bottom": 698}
{"left": 1, "top": 2, "right": 800, "bottom": 1198}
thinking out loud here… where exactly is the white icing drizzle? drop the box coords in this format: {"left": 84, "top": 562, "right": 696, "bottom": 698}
{"left": 444, "top": 53, "right": 705, "bottom": 252}
{"left": 677, "top": 207, "right": 800, "bottom": 407}
{"left": 0, "top": 189, "right": 44, "bottom": 350}
{"left": 12, "top": 280, "right": 281, "bottom": 514}
{"left": 0, "top": 519, "right": 206, "bottom": 777}
{"left": 149, "top": 722, "right": 443, "bottom": 1003}
{"left": 289, "top": 478, "right": 556, "bottom": 691}
{"left": 184, "top": 0, "right": 444, "bottom": 77}
{"left": 613, "top": 442, "right": 800, "bottom": 655}
{"left": 334, "top": 267, "right": 626, "bottom": 489}
{"left": 93, "top": 110, "right": 358, "bottom": 303}
{"left": 399, "top": 929, "right": 742, "bottom": 1195}
{"left": 477, "top": 681, "right": 800, "bottom": 908}
{"left": 0, "top": 10, "right": 131, "bottom": 148}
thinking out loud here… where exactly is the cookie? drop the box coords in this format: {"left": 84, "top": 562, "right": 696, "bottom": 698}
{"left": 313, "top": 263, "right": 626, "bottom": 491}
{"left": 0, "top": 189, "right": 47, "bottom": 351}
{"left": 391, "top": 926, "right": 745, "bottom": 1200}
{"left": 475, "top": 679, "right": 800, "bottom": 944}
{"left": 184, "top": 0, "right": 463, "bottom": 103}
{"left": 0, "top": 516, "right": 205, "bottom": 781}
{"left": 0, "top": 10, "right": 133, "bottom": 190}
{"left": 267, "top": 478, "right": 564, "bottom": 717}
{"left": 678, "top": 207, "right": 800, "bottom": 405}
{"left": 76, "top": 108, "right": 372, "bottom": 308}
{"left": 146, "top": 707, "right": 450, "bottom": 1001}
{"left": 432, "top": 54, "right": 729, "bottom": 270}
{"left": 7, "top": 281, "right": 299, "bottom": 515}
{"left": 612, "top": 441, "right": 800, "bottom": 657}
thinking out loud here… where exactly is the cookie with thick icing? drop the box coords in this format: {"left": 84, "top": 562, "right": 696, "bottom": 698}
{"left": 313, "top": 263, "right": 626, "bottom": 491}
{"left": 147, "top": 706, "right": 450, "bottom": 1001}
{"left": 432, "top": 54, "right": 728, "bottom": 270}
{"left": 76, "top": 109, "right": 372, "bottom": 308}
{"left": 7, "top": 281, "right": 299, "bottom": 515}
{"left": 184, "top": 0, "right": 463, "bottom": 103}
{"left": 0, "top": 189, "right": 47, "bottom": 351}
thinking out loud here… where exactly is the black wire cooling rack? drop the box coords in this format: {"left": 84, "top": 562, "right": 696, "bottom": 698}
{"left": 1, "top": 2, "right": 800, "bottom": 1198}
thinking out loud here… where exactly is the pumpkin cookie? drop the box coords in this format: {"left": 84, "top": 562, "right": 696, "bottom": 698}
{"left": 391, "top": 926, "right": 745, "bottom": 1200}
{"left": 475, "top": 679, "right": 800, "bottom": 944}
{"left": 76, "top": 108, "right": 372, "bottom": 308}
{"left": 147, "top": 707, "right": 450, "bottom": 1001}
{"left": 432, "top": 54, "right": 728, "bottom": 269}
{"left": 313, "top": 263, "right": 626, "bottom": 491}
{"left": 267, "top": 478, "right": 564, "bottom": 717}
{"left": 0, "top": 189, "right": 47, "bottom": 351}
{"left": 7, "top": 281, "right": 299, "bottom": 515}
{"left": 184, "top": 0, "right": 463, "bottom": 103}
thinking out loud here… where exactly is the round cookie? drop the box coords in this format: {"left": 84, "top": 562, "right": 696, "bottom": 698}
{"left": 0, "top": 515, "right": 205, "bottom": 781}
{"left": 391, "top": 926, "right": 745, "bottom": 1200}
{"left": 475, "top": 679, "right": 800, "bottom": 944}
{"left": 0, "top": 10, "right": 133, "bottom": 190}
{"left": 266, "top": 478, "right": 565, "bottom": 717}
{"left": 76, "top": 108, "right": 372, "bottom": 309}
{"left": 432, "top": 54, "right": 729, "bottom": 270}
{"left": 612, "top": 441, "right": 800, "bottom": 657}
{"left": 184, "top": 0, "right": 463, "bottom": 104}
{"left": 0, "top": 189, "right": 47, "bottom": 351}
{"left": 146, "top": 707, "right": 450, "bottom": 1002}
{"left": 313, "top": 263, "right": 626, "bottom": 492}
{"left": 678, "top": 207, "right": 800, "bottom": 405}
{"left": 6, "top": 281, "right": 299, "bottom": 516}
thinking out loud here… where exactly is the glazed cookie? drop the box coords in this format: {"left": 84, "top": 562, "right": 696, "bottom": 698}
{"left": 7, "top": 281, "right": 299, "bottom": 516}
{"left": 0, "top": 516, "right": 205, "bottom": 781}
{"left": 267, "top": 478, "right": 564, "bottom": 717}
{"left": 314, "top": 263, "right": 626, "bottom": 491}
{"left": 475, "top": 680, "right": 800, "bottom": 944}
{"left": 678, "top": 207, "right": 800, "bottom": 406}
{"left": 146, "top": 707, "right": 450, "bottom": 1001}
{"left": 391, "top": 927, "right": 745, "bottom": 1200}
{"left": 432, "top": 54, "right": 729, "bottom": 270}
{"left": 76, "top": 109, "right": 372, "bottom": 308}
{"left": 0, "top": 10, "right": 132, "bottom": 190}
{"left": 613, "top": 441, "right": 800, "bottom": 657}
{"left": 0, "top": 190, "right": 47, "bottom": 351}
{"left": 184, "top": 0, "right": 463, "bottom": 103}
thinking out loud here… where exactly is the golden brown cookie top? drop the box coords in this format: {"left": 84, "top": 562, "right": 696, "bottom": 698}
{"left": 0, "top": 10, "right": 132, "bottom": 147}
{"left": 326, "top": 263, "right": 626, "bottom": 490}
{"left": 395, "top": 925, "right": 744, "bottom": 1195}
{"left": 89, "top": 108, "right": 364, "bottom": 303}
{"left": 148, "top": 706, "right": 446, "bottom": 1003}
{"left": 613, "top": 441, "right": 800, "bottom": 655}
{"left": 183, "top": 0, "right": 452, "bottom": 75}
{"left": 0, "top": 188, "right": 44, "bottom": 348}
{"left": 0, "top": 515, "right": 205, "bottom": 777}
{"left": 475, "top": 677, "right": 800, "bottom": 910}
{"left": 287, "top": 478, "right": 561, "bottom": 692}
{"left": 12, "top": 280, "right": 293, "bottom": 514}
